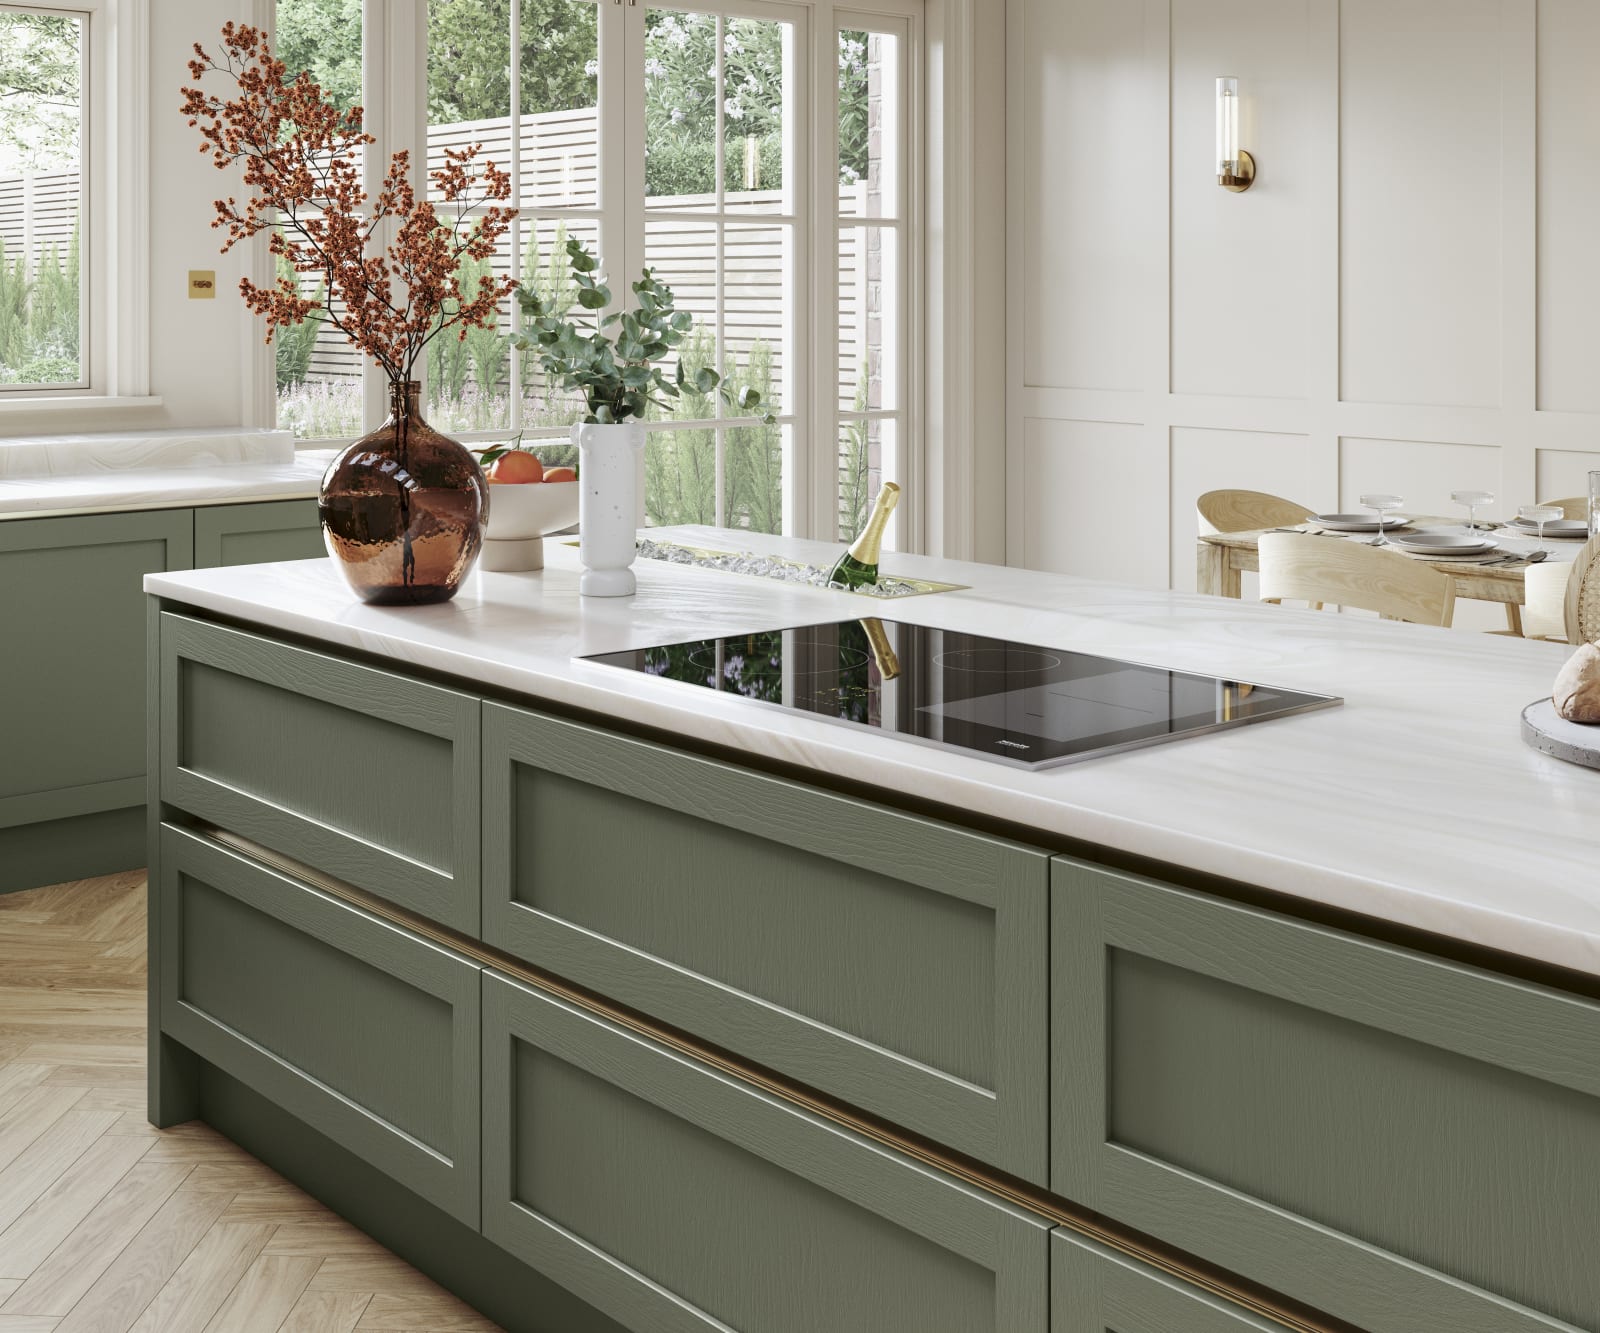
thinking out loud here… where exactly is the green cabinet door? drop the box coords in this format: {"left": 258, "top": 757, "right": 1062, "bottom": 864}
{"left": 159, "top": 612, "right": 482, "bottom": 933}
{"left": 158, "top": 825, "right": 482, "bottom": 1224}
{"left": 483, "top": 969, "right": 1051, "bottom": 1333}
{"left": 1052, "top": 856, "right": 1600, "bottom": 1333}
{"left": 482, "top": 702, "right": 1051, "bottom": 1182}
{"left": 194, "top": 498, "right": 325, "bottom": 567}
{"left": 0, "top": 508, "right": 192, "bottom": 892}
{"left": 1051, "top": 1231, "right": 1291, "bottom": 1332}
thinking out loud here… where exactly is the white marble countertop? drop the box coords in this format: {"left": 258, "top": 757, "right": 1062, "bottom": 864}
{"left": 145, "top": 526, "right": 1600, "bottom": 978}
{"left": 0, "top": 449, "right": 336, "bottom": 520}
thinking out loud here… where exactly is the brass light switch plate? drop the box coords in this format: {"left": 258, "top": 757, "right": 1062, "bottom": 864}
{"left": 188, "top": 270, "right": 217, "bottom": 299}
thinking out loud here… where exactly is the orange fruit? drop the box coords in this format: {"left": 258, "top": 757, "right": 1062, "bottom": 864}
{"left": 487, "top": 451, "right": 544, "bottom": 484}
{"left": 542, "top": 466, "right": 577, "bottom": 483}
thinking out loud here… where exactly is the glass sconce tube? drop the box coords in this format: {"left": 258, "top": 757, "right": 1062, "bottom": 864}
{"left": 1216, "top": 77, "right": 1255, "bottom": 191}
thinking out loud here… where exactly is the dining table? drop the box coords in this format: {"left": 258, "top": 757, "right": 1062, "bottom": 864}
{"left": 1196, "top": 515, "right": 1586, "bottom": 634}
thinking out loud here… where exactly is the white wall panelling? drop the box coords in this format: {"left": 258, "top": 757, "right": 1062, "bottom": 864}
{"left": 1008, "top": 0, "right": 1590, "bottom": 614}
{"left": 1535, "top": 450, "right": 1600, "bottom": 505}
{"left": 1535, "top": 0, "right": 1600, "bottom": 415}
{"left": 1020, "top": 417, "right": 1167, "bottom": 585}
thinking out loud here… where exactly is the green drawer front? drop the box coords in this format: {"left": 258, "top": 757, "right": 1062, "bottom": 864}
{"left": 160, "top": 612, "right": 481, "bottom": 932}
{"left": 0, "top": 510, "right": 191, "bottom": 826}
{"left": 483, "top": 971, "right": 1049, "bottom": 1333}
{"left": 194, "top": 499, "right": 325, "bottom": 568}
{"left": 1051, "top": 1231, "right": 1289, "bottom": 1332}
{"left": 1053, "top": 858, "right": 1600, "bottom": 1333}
{"left": 158, "top": 825, "right": 480, "bottom": 1224}
{"left": 482, "top": 702, "right": 1050, "bottom": 1181}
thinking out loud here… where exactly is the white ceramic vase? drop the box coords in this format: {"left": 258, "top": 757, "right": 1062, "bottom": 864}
{"left": 575, "top": 421, "right": 645, "bottom": 596}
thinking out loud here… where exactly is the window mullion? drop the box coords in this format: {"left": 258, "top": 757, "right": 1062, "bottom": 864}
{"left": 811, "top": 0, "right": 840, "bottom": 541}
{"left": 508, "top": 0, "right": 523, "bottom": 434}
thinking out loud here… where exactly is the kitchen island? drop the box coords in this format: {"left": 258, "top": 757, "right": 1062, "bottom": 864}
{"left": 145, "top": 530, "right": 1600, "bottom": 1333}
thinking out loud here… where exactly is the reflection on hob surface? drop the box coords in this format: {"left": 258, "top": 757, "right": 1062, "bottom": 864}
{"left": 585, "top": 620, "right": 1341, "bottom": 769}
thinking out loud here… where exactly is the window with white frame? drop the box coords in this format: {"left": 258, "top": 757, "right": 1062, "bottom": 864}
{"left": 271, "top": 0, "right": 919, "bottom": 545}
{"left": 0, "top": 4, "right": 87, "bottom": 391}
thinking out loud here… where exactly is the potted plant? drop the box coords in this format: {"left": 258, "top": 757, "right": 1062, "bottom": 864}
{"left": 513, "top": 237, "right": 773, "bottom": 596}
{"left": 181, "top": 23, "right": 516, "bottom": 605}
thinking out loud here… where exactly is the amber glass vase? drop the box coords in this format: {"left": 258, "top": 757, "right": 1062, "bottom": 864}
{"left": 318, "top": 381, "right": 489, "bottom": 605}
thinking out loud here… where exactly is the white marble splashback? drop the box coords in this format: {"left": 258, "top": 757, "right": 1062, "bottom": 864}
{"left": 0, "top": 428, "right": 296, "bottom": 479}
{"left": 145, "top": 526, "right": 1600, "bottom": 979}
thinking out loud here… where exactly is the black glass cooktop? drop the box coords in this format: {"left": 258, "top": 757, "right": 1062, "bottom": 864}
{"left": 585, "top": 619, "right": 1341, "bottom": 770}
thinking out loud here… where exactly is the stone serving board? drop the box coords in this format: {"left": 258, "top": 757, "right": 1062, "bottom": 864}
{"left": 1522, "top": 699, "right": 1600, "bottom": 771}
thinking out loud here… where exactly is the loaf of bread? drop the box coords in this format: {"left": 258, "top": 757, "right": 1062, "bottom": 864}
{"left": 1553, "top": 642, "right": 1600, "bottom": 723}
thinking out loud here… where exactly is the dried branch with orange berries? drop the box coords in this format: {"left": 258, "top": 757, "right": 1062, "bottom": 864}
{"left": 180, "top": 21, "right": 517, "bottom": 387}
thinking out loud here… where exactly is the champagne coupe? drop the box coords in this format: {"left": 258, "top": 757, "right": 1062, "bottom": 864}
{"left": 1360, "top": 493, "right": 1404, "bottom": 545}
{"left": 1519, "top": 503, "right": 1563, "bottom": 555}
{"left": 1451, "top": 489, "right": 1494, "bottom": 535}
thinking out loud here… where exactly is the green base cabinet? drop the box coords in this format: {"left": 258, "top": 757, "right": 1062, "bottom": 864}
{"left": 157, "top": 825, "right": 481, "bottom": 1225}
{"left": 1, "top": 511, "right": 191, "bottom": 891}
{"left": 194, "top": 498, "right": 324, "bottom": 568}
{"left": 1052, "top": 856, "right": 1600, "bottom": 1333}
{"left": 1, "top": 499, "right": 322, "bottom": 895}
{"left": 483, "top": 702, "right": 1050, "bottom": 1182}
{"left": 1051, "top": 1232, "right": 1288, "bottom": 1332}
{"left": 482, "top": 969, "right": 1051, "bottom": 1333}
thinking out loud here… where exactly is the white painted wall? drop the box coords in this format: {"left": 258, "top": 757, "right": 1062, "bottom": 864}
{"left": 1006, "top": 0, "right": 1600, "bottom": 606}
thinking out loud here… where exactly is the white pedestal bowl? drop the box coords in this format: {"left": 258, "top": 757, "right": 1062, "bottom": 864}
{"left": 480, "top": 481, "right": 580, "bottom": 572}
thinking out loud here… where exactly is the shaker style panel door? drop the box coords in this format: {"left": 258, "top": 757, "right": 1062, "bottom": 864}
{"left": 0, "top": 509, "right": 193, "bottom": 890}
{"left": 1052, "top": 856, "right": 1600, "bottom": 1333}
{"left": 157, "top": 825, "right": 481, "bottom": 1224}
{"left": 482, "top": 970, "right": 1050, "bottom": 1333}
{"left": 159, "top": 612, "right": 481, "bottom": 932}
{"left": 193, "top": 499, "right": 325, "bottom": 568}
{"left": 1051, "top": 1231, "right": 1292, "bottom": 1333}
{"left": 481, "top": 701, "right": 1051, "bottom": 1182}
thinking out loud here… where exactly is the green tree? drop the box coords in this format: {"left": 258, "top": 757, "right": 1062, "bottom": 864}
{"left": 428, "top": 0, "right": 597, "bottom": 123}
{"left": 0, "top": 240, "right": 29, "bottom": 371}
{"left": 836, "top": 31, "right": 870, "bottom": 187}
{"left": 273, "top": 249, "right": 323, "bottom": 389}
{"left": 273, "top": 0, "right": 363, "bottom": 113}
{"left": 722, "top": 339, "right": 781, "bottom": 534}
{"left": 837, "top": 374, "right": 871, "bottom": 539}
{"left": 28, "top": 237, "right": 74, "bottom": 354}
{"left": 0, "top": 11, "right": 80, "bottom": 175}
{"left": 644, "top": 12, "right": 785, "bottom": 197}
{"left": 645, "top": 326, "right": 716, "bottom": 526}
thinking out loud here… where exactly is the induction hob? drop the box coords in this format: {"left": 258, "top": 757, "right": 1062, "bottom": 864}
{"left": 584, "top": 619, "right": 1341, "bottom": 770}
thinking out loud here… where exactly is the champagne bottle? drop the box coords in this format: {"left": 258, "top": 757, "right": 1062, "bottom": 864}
{"left": 859, "top": 617, "right": 901, "bottom": 681}
{"left": 828, "top": 482, "right": 900, "bottom": 590}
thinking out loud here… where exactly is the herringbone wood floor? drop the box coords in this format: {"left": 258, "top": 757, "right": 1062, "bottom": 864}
{"left": 0, "top": 872, "right": 502, "bottom": 1333}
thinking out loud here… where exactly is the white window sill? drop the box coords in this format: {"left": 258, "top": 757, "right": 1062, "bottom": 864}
{"left": 0, "top": 395, "right": 165, "bottom": 414}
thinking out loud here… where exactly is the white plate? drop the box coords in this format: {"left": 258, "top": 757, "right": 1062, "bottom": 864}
{"left": 1507, "top": 517, "right": 1589, "bottom": 539}
{"left": 1307, "top": 513, "right": 1413, "bottom": 533}
{"left": 1389, "top": 533, "right": 1498, "bottom": 555}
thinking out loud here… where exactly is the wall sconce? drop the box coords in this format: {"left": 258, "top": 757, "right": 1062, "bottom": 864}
{"left": 1216, "top": 77, "right": 1255, "bottom": 192}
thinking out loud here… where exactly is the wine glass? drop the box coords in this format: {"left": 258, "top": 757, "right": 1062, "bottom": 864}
{"left": 1452, "top": 489, "right": 1494, "bottom": 535}
{"left": 1519, "top": 503, "right": 1563, "bottom": 555}
{"left": 1360, "top": 493, "right": 1404, "bottom": 545}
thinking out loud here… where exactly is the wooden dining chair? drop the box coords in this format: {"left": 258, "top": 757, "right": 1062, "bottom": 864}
{"left": 1258, "top": 533, "right": 1456, "bottom": 627}
{"left": 1195, "top": 489, "right": 1311, "bottom": 536}
{"left": 1523, "top": 537, "right": 1600, "bottom": 644}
